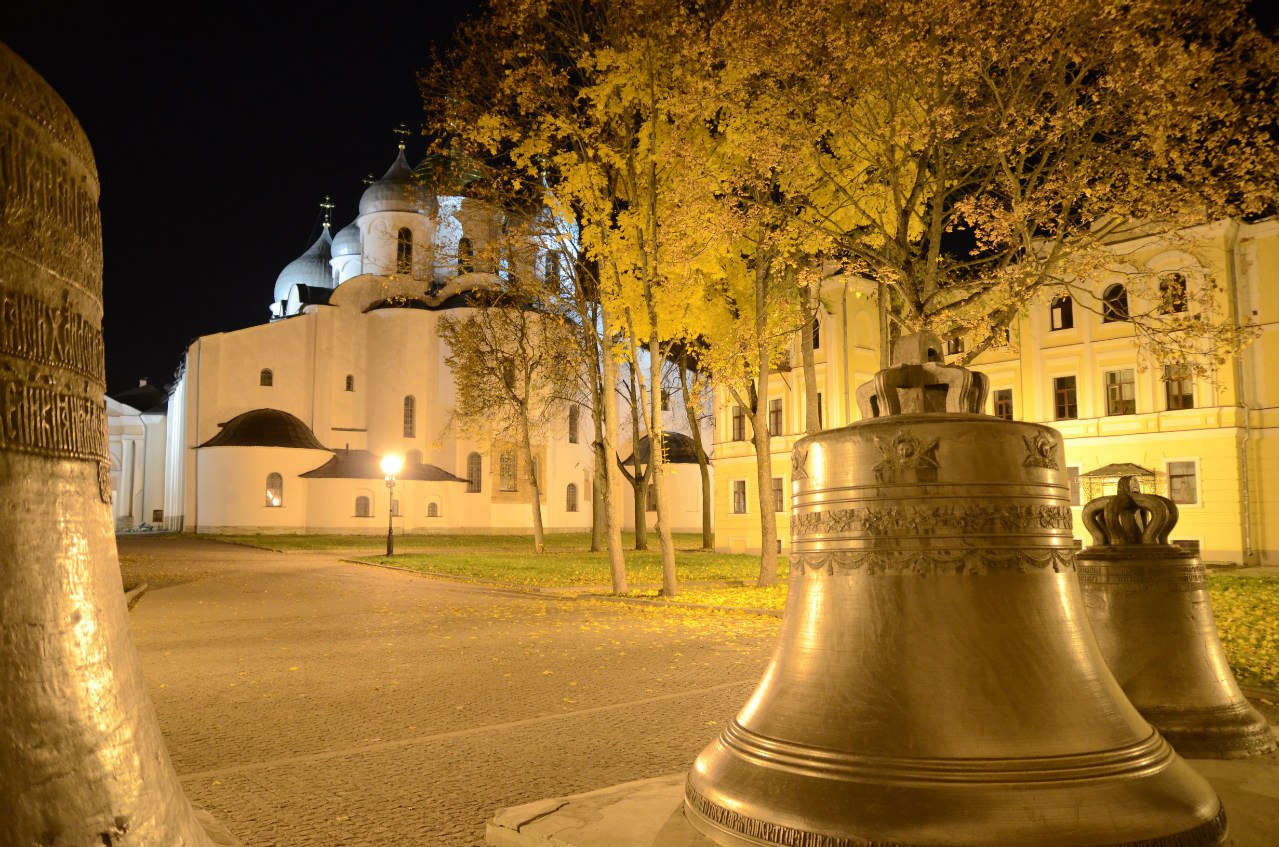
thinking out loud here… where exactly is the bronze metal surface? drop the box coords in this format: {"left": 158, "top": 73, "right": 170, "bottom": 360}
{"left": 686, "top": 334, "right": 1226, "bottom": 846}
{"left": 1079, "top": 479, "right": 1277, "bottom": 759}
{"left": 0, "top": 43, "right": 214, "bottom": 846}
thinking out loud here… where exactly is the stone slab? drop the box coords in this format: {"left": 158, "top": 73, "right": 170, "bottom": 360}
{"left": 486, "top": 754, "right": 1279, "bottom": 847}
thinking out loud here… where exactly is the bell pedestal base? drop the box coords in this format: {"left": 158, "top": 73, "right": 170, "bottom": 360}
{"left": 485, "top": 749, "right": 1279, "bottom": 847}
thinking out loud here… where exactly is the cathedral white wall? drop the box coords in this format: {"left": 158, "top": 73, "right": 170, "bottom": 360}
{"left": 620, "top": 463, "right": 709, "bottom": 534}
{"left": 195, "top": 446, "right": 330, "bottom": 532}
{"left": 361, "top": 211, "right": 437, "bottom": 279}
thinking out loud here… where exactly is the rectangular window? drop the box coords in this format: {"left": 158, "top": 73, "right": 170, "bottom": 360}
{"left": 772, "top": 477, "right": 784, "bottom": 512}
{"left": 768, "top": 398, "right": 782, "bottom": 435}
{"left": 1068, "top": 466, "right": 1081, "bottom": 507}
{"left": 732, "top": 480, "right": 747, "bottom": 514}
{"left": 993, "top": 389, "right": 1013, "bottom": 421}
{"left": 645, "top": 482, "right": 657, "bottom": 512}
{"left": 1053, "top": 376, "right": 1078, "bottom": 420}
{"left": 499, "top": 451, "right": 517, "bottom": 492}
{"left": 1105, "top": 369, "right": 1136, "bottom": 416}
{"left": 1164, "top": 365, "right": 1194, "bottom": 411}
{"left": 1167, "top": 461, "right": 1198, "bottom": 505}
{"left": 731, "top": 406, "right": 746, "bottom": 441}
{"left": 1050, "top": 296, "right": 1074, "bottom": 330}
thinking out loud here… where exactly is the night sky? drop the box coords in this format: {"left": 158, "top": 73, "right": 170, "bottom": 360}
{"left": 3, "top": 2, "right": 1276, "bottom": 398}
{"left": 3, "top": 1, "right": 482, "bottom": 395}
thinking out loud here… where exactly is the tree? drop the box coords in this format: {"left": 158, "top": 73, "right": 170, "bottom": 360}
{"left": 437, "top": 270, "right": 581, "bottom": 554}
{"left": 708, "top": 0, "right": 1278, "bottom": 370}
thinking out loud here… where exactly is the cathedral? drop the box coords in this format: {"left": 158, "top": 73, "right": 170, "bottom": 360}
{"left": 107, "top": 141, "right": 712, "bottom": 535}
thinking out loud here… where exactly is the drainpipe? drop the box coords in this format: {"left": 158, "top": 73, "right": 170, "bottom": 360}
{"left": 1225, "top": 219, "right": 1252, "bottom": 561}
{"left": 841, "top": 277, "right": 852, "bottom": 425}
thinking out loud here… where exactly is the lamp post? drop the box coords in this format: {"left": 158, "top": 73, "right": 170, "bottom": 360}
{"left": 380, "top": 453, "right": 403, "bottom": 556}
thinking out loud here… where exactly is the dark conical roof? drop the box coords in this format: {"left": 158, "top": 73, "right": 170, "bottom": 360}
{"left": 620, "top": 431, "right": 702, "bottom": 466}
{"left": 199, "top": 409, "right": 329, "bottom": 450}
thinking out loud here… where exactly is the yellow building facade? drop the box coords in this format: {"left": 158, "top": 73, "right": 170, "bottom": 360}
{"left": 712, "top": 219, "right": 1279, "bottom": 565}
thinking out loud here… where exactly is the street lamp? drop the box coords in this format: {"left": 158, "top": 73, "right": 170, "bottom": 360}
{"left": 380, "top": 453, "right": 403, "bottom": 556}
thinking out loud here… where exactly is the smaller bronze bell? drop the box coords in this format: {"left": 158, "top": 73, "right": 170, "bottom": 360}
{"left": 1078, "top": 477, "right": 1277, "bottom": 758}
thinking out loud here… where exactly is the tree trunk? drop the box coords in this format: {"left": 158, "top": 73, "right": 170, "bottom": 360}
{"left": 677, "top": 355, "right": 714, "bottom": 551}
{"left": 588, "top": 343, "right": 606, "bottom": 553}
{"left": 520, "top": 414, "right": 545, "bottom": 554}
{"left": 753, "top": 261, "right": 779, "bottom": 586}
{"left": 800, "top": 280, "right": 822, "bottom": 436}
{"left": 626, "top": 366, "right": 649, "bottom": 551}
{"left": 647, "top": 336, "right": 678, "bottom": 597}
{"left": 598, "top": 303, "right": 628, "bottom": 593}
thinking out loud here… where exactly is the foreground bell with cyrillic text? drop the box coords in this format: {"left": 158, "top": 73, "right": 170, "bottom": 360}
{"left": 685, "top": 332, "right": 1227, "bottom": 846}
{"left": 0, "top": 42, "right": 214, "bottom": 846}
{"left": 1078, "top": 478, "right": 1277, "bottom": 759}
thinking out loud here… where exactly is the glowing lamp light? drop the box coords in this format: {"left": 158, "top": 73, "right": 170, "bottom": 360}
{"left": 380, "top": 453, "right": 403, "bottom": 556}
{"left": 380, "top": 454, "right": 404, "bottom": 477}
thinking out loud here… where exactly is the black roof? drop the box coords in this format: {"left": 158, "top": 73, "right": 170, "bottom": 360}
{"left": 299, "top": 449, "right": 466, "bottom": 482}
{"left": 109, "top": 380, "right": 168, "bottom": 413}
{"left": 1082, "top": 462, "right": 1156, "bottom": 478}
{"left": 198, "top": 409, "right": 329, "bottom": 450}
{"left": 620, "top": 431, "right": 702, "bottom": 466}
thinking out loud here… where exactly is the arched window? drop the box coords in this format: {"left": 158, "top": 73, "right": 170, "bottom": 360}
{"left": 265, "top": 473, "right": 283, "bottom": 507}
{"left": 260, "top": 368, "right": 273, "bottom": 387}
{"left": 403, "top": 395, "right": 416, "bottom": 438}
{"left": 345, "top": 374, "right": 354, "bottom": 391}
{"left": 1160, "top": 274, "right": 1188, "bottom": 314}
{"left": 1050, "top": 295, "right": 1074, "bottom": 330}
{"left": 457, "top": 237, "right": 474, "bottom": 274}
{"left": 396, "top": 227, "right": 413, "bottom": 274}
{"left": 568, "top": 405, "right": 580, "bottom": 444}
{"left": 355, "top": 495, "right": 371, "bottom": 517}
{"left": 499, "top": 450, "right": 517, "bottom": 491}
{"left": 1102, "top": 284, "right": 1129, "bottom": 322}
{"left": 427, "top": 502, "right": 440, "bottom": 517}
{"left": 466, "top": 452, "right": 483, "bottom": 493}
{"left": 566, "top": 483, "right": 578, "bottom": 512}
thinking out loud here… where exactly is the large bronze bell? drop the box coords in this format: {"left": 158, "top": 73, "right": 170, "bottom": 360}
{"left": 0, "top": 44, "right": 215, "bottom": 845}
{"left": 1078, "top": 478, "right": 1277, "bottom": 759}
{"left": 686, "top": 333, "right": 1227, "bottom": 847}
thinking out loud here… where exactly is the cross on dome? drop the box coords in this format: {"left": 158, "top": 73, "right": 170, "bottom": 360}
{"left": 393, "top": 122, "right": 411, "bottom": 151}
{"left": 319, "top": 195, "right": 334, "bottom": 229}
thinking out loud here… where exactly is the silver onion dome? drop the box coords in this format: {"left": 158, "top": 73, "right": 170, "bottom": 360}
{"left": 274, "top": 227, "right": 333, "bottom": 303}
{"left": 331, "top": 219, "right": 360, "bottom": 258}
{"left": 359, "top": 147, "right": 436, "bottom": 216}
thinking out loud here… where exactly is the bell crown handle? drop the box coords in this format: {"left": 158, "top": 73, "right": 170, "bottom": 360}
{"left": 1081, "top": 475, "right": 1178, "bottom": 546}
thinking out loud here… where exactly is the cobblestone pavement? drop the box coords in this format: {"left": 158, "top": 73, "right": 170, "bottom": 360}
{"left": 117, "top": 537, "right": 781, "bottom": 847}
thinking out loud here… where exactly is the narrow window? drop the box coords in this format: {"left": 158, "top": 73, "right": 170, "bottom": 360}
{"left": 355, "top": 495, "right": 371, "bottom": 517}
{"left": 645, "top": 482, "right": 657, "bottom": 512}
{"left": 1104, "top": 369, "right": 1136, "bottom": 416}
{"left": 993, "top": 388, "right": 1014, "bottom": 421}
{"left": 260, "top": 368, "right": 273, "bottom": 387}
{"left": 732, "top": 480, "right": 747, "bottom": 514}
{"left": 391, "top": 498, "right": 400, "bottom": 517}
{"left": 768, "top": 398, "right": 782, "bottom": 435}
{"left": 427, "top": 502, "right": 439, "bottom": 517}
{"left": 1160, "top": 274, "right": 1188, "bottom": 314}
{"left": 1050, "top": 296, "right": 1074, "bottom": 330}
{"left": 403, "top": 395, "right": 416, "bottom": 438}
{"left": 1164, "top": 365, "right": 1194, "bottom": 410}
{"left": 946, "top": 335, "right": 964, "bottom": 356}
{"left": 1054, "top": 376, "right": 1078, "bottom": 420}
{"left": 566, "top": 483, "right": 578, "bottom": 512}
{"left": 499, "top": 451, "right": 517, "bottom": 491}
{"left": 772, "top": 477, "right": 784, "bottom": 512}
{"left": 345, "top": 374, "right": 354, "bottom": 392}
{"left": 1068, "top": 467, "right": 1081, "bottom": 507}
{"left": 396, "top": 227, "right": 413, "bottom": 274}
{"left": 466, "top": 452, "right": 483, "bottom": 493}
{"left": 1168, "top": 461, "right": 1198, "bottom": 504}
{"left": 545, "top": 251, "right": 561, "bottom": 287}
{"left": 731, "top": 406, "right": 746, "bottom": 441}
{"left": 568, "top": 405, "right": 580, "bottom": 443}
{"left": 457, "top": 237, "right": 474, "bottom": 274}
{"left": 265, "top": 473, "right": 283, "bottom": 507}
{"left": 1102, "top": 284, "right": 1129, "bottom": 322}
{"left": 811, "top": 315, "right": 821, "bottom": 350}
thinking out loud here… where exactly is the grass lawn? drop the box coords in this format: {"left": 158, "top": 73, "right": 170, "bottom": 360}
{"left": 196, "top": 531, "right": 706, "bottom": 553}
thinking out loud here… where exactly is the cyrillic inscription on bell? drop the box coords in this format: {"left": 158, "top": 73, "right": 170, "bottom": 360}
{"left": 686, "top": 332, "right": 1227, "bottom": 846}
{"left": 1078, "top": 477, "right": 1277, "bottom": 759}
